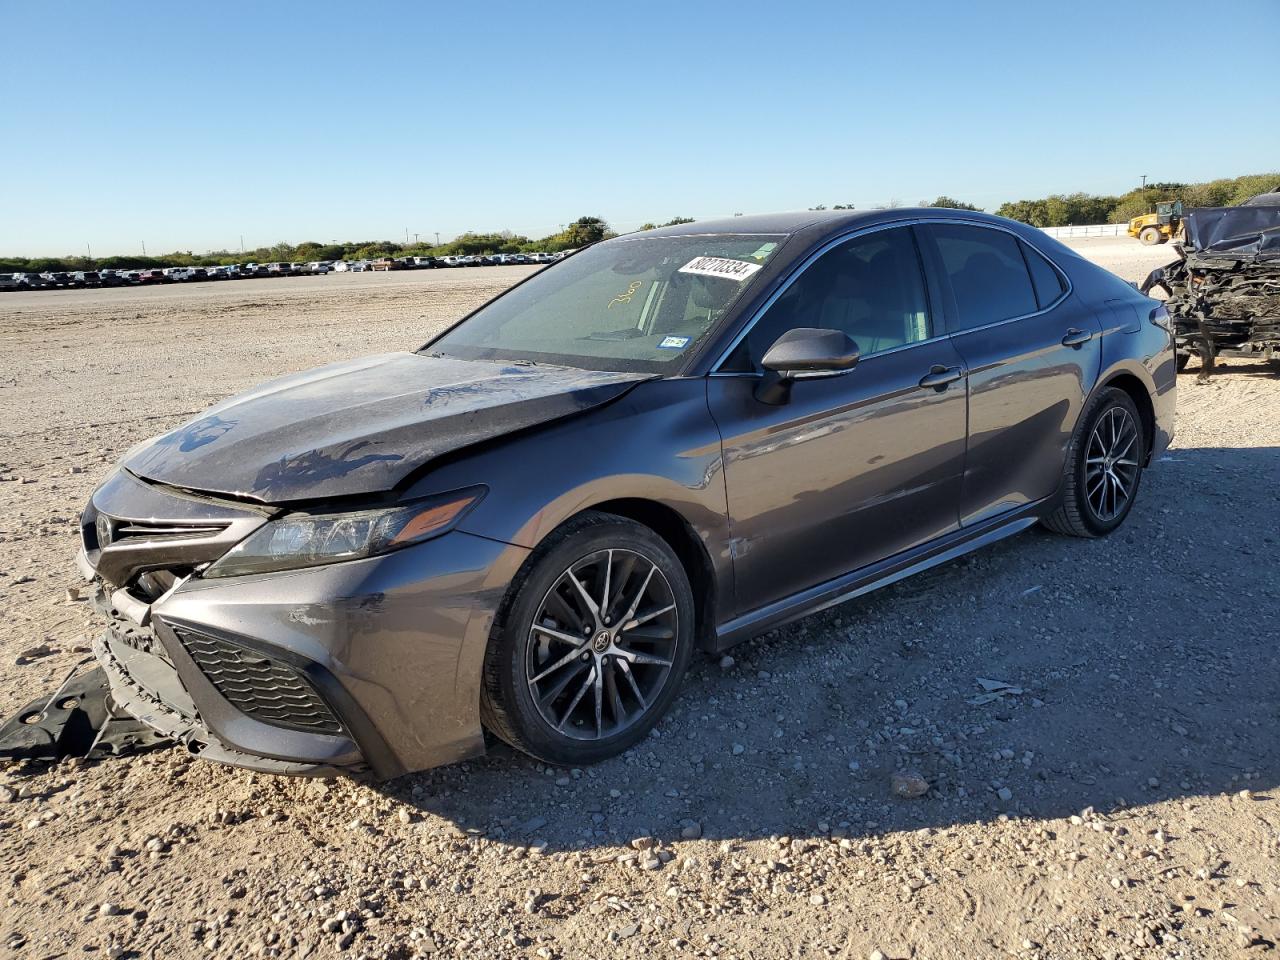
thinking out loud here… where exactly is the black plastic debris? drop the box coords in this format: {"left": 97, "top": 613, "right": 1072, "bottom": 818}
{"left": 0, "top": 663, "right": 168, "bottom": 763}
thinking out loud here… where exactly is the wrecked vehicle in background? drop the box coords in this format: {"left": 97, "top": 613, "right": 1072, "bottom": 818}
{"left": 1142, "top": 198, "right": 1280, "bottom": 378}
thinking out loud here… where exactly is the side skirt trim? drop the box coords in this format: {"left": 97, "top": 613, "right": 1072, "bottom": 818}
{"left": 711, "top": 502, "right": 1046, "bottom": 651}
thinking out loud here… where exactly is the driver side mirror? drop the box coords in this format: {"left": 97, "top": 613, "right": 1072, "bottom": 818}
{"left": 755, "top": 327, "right": 859, "bottom": 404}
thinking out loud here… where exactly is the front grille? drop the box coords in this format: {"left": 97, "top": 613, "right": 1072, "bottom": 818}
{"left": 92, "top": 517, "right": 227, "bottom": 551}
{"left": 113, "top": 522, "right": 226, "bottom": 541}
{"left": 172, "top": 627, "right": 343, "bottom": 735}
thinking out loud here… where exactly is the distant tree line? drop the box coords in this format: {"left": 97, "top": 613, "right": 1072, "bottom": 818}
{"left": 994, "top": 172, "right": 1279, "bottom": 228}
{"left": 921, "top": 197, "right": 981, "bottom": 211}
{"left": 636, "top": 216, "right": 697, "bottom": 231}
{"left": 807, "top": 198, "right": 981, "bottom": 211}
{"left": 0, "top": 215, "right": 617, "bottom": 274}
{"left": 7, "top": 175, "right": 1277, "bottom": 273}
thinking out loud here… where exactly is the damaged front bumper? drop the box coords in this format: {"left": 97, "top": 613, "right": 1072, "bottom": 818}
{"left": 92, "top": 598, "right": 368, "bottom": 777}
{"left": 42, "top": 467, "right": 529, "bottom": 780}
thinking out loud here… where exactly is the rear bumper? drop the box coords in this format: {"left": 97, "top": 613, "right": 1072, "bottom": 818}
{"left": 88, "top": 528, "right": 530, "bottom": 779}
{"left": 1150, "top": 365, "right": 1175, "bottom": 461}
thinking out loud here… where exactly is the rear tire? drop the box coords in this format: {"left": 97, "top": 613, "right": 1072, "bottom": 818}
{"left": 1041, "top": 387, "right": 1145, "bottom": 538}
{"left": 480, "top": 512, "right": 695, "bottom": 766}
{"left": 1139, "top": 226, "right": 1161, "bottom": 246}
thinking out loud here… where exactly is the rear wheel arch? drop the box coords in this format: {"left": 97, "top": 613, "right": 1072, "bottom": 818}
{"left": 1043, "top": 385, "right": 1146, "bottom": 537}
{"left": 1096, "top": 372, "right": 1156, "bottom": 464}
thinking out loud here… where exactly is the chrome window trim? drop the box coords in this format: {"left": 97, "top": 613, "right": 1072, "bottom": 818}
{"left": 709, "top": 217, "right": 1074, "bottom": 373}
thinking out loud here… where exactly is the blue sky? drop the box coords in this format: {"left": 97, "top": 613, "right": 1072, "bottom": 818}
{"left": 3, "top": 0, "right": 1277, "bottom": 257}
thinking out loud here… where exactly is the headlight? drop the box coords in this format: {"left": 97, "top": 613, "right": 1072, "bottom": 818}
{"left": 203, "top": 487, "right": 484, "bottom": 578}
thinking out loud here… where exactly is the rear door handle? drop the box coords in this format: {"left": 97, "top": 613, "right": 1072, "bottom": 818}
{"left": 1061, "top": 328, "right": 1094, "bottom": 347}
{"left": 918, "top": 365, "right": 965, "bottom": 390}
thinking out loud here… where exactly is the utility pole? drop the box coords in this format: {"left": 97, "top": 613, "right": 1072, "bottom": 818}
{"left": 414, "top": 233, "right": 419, "bottom": 245}
{"left": 86, "top": 242, "right": 92, "bottom": 260}
{"left": 434, "top": 232, "right": 440, "bottom": 246}
{"left": 239, "top": 235, "right": 244, "bottom": 254}
{"left": 142, "top": 240, "right": 147, "bottom": 256}
{"left": 405, "top": 227, "right": 410, "bottom": 244}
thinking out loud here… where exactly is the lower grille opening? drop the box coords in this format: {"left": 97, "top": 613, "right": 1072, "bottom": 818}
{"left": 171, "top": 627, "right": 343, "bottom": 735}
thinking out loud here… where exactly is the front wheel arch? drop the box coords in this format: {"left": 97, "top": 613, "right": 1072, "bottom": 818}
{"left": 585, "top": 499, "right": 718, "bottom": 651}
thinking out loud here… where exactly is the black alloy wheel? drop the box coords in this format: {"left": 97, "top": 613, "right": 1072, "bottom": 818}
{"left": 481, "top": 512, "right": 695, "bottom": 765}
{"left": 1042, "top": 387, "right": 1146, "bottom": 538}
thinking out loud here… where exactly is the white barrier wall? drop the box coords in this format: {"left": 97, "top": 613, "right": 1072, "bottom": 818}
{"left": 1038, "top": 224, "right": 1127, "bottom": 238}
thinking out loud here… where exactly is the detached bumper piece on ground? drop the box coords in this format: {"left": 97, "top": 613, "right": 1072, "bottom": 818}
{"left": 1142, "top": 200, "right": 1280, "bottom": 379}
{"left": 0, "top": 663, "right": 167, "bottom": 764}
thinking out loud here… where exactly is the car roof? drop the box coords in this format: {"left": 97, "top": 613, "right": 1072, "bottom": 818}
{"left": 1241, "top": 191, "right": 1280, "bottom": 207}
{"left": 632, "top": 207, "right": 1022, "bottom": 245}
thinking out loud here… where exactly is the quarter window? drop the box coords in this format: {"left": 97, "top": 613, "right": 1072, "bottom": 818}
{"left": 927, "top": 224, "right": 1038, "bottom": 331}
{"left": 1020, "top": 240, "right": 1066, "bottom": 308}
{"left": 723, "top": 227, "right": 931, "bottom": 371}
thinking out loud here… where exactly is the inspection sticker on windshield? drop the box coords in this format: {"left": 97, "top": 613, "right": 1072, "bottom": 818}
{"left": 658, "top": 335, "right": 691, "bottom": 350}
{"left": 678, "top": 256, "right": 763, "bottom": 282}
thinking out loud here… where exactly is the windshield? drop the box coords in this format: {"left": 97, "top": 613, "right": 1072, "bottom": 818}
{"left": 426, "top": 234, "right": 784, "bottom": 372}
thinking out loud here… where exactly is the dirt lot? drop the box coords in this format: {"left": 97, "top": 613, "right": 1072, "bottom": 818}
{"left": 1, "top": 238, "right": 1277, "bottom": 960}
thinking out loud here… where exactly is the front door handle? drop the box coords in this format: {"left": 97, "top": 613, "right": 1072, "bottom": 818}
{"left": 1061, "top": 328, "right": 1094, "bottom": 347}
{"left": 918, "top": 364, "right": 965, "bottom": 390}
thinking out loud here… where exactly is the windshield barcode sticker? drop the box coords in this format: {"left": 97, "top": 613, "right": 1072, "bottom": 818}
{"left": 678, "top": 256, "right": 763, "bottom": 282}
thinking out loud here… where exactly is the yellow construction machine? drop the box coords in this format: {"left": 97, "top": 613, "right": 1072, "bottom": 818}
{"left": 1127, "top": 200, "right": 1184, "bottom": 245}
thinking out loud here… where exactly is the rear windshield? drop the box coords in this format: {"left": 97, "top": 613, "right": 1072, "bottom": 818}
{"left": 427, "top": 234, "right": 784, "bottom": 372}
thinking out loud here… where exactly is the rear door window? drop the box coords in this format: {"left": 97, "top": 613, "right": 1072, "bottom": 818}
{"left": 1020, "top": 240, "right": 1066, "bottom": 309}
{"left": 925, "top": 224, "right": 1038, "bottom": 331}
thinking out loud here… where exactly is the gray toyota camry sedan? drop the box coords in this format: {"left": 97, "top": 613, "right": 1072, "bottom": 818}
{"left": 79, "top": 209, "right": 1174, "bottom": 778}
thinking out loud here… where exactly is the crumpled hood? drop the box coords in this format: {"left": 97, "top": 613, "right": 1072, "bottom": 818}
{"left": 1184, "top": 206, "right": 1280, "bottom": 260}
{"left": 125, "top": 352, "right": 650, "bottom": 503}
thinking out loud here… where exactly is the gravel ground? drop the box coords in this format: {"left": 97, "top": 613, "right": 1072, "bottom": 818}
{"left": 0, "top": 239, "right": 1277, "bottom": 959}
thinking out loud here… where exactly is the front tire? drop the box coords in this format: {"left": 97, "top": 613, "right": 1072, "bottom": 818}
{"left": 1139, "top": 226, "right": 1161, "bottom": 246}
{"left": 1042, "top": 388, "right": 1145, "bottom": 538}
{"left": 481, "top": 512, "right": 695, "bottom": 766}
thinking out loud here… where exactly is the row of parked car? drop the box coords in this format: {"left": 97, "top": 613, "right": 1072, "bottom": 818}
{"left": 0, "top": 251, "right": 570, "bottom": 291}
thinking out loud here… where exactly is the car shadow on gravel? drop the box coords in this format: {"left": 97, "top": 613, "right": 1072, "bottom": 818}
{"left": 379, "top": 444, "right": 1280, "bottom": 853}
